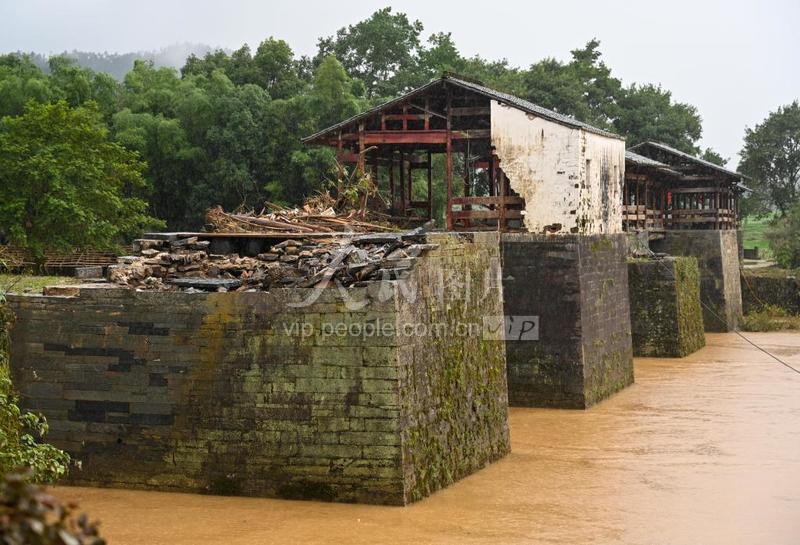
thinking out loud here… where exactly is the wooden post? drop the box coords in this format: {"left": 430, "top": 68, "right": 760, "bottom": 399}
{"left": 389, "top": 151, "right": 395, "bottom": 214}
{"left": 399, "top": 150, "right": 406, "bottom": 216}
{"left": 427, "top": 150, "right": 432, "bottom": 220}
{"left": 357, "top": 122, "right": 365, "bottom": 172}
{"left": 407, "top": 150, "right": 413, "bottom": 214}
{"left": 445, "top": 91, "right": 453, "bottom": 230}
{"left": 498, "top": 169, "right": 506, "bottom": 231}
{"left": 462, "top": 151, "right": 470, "bottom": 229}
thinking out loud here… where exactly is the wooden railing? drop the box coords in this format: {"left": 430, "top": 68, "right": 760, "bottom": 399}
{"left": 450, "top": 196, "right": 525, "bottom": 231}
{"left": 0, "top": 245, "right": 125, "bottom": 272}
{"left": 623, "top": 206, "right": 739, "bottom": 231}
{"left": 622, "top": 205, "right": 664, "bottom": 230}
{"left": 665, "top": 208, "right": 737, "bottom": 229}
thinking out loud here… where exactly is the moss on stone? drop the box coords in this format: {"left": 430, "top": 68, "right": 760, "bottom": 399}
{"left": 628, "top": 257, "right": 705, "bottom": 358}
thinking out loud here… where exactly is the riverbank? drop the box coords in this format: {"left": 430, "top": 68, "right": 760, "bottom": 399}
{"left": 57, "top": 332, "right": 800, "bottom": 545}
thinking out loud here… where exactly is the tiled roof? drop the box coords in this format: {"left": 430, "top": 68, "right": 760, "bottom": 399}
{"left": 303, "top": 75, "right": 623, "bottom": 143}
{"left": 629, "top": 141, "right": 743, "bottom": 179}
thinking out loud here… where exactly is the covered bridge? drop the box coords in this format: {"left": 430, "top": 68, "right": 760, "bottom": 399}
{"left": 304, "top": 74, "right": 625, "bottom": 234}
{"left": 623, "top": 142, "right": 747, "bottom": 231}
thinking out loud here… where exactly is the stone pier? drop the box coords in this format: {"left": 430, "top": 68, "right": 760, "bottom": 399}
{"left": 7, "top": 233, "right": 510, "bottom": 505}
{"left": 628, "top": 257, "right": 705, "bottom": 357}
{"left": 500, "top": 233, "right": 634, "bottom": 409}
{"left": 650, "top": 230, "right": 742, "bottom": 332}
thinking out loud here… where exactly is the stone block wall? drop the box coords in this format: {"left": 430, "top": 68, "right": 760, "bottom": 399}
{"left": 628, "top": 257, "right": 705, "bottom": 357}
{"left": 6, "top": 233, "right": 509, "bottom": 505}
{"left": 396, "top": 232, "right": 510, "bottom": 501}
{"left": 500, "top": 233, "right": 633, "bottom": 409}
{"left": 650, "top": 230, "right": 742, "bottom": 332}
{"left": 741, "top": 272, "right": 800, "bottom": 315}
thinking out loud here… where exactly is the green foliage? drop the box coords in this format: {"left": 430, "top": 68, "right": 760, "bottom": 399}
{"left": 0, "top": 305, "right": 70, "bottom": 483}
{"left": 0, "top": 7, "right": 725, "bottom": 234}
{"left": 182, "top": 38, "right": 306, "bottom": 99}
{"left": 739, "top": 100, "right": 800, "bottom": 216}
{"left": 0, "top": 469, "right": 105, "bottom": 544}
{"left": 741, "top": 304, "right": 800, "bottom": 332}
{"left": 0, "top": 100, "right": 163, "bottom": 257}
{"left": 765, "top": 202, "right": 800, "bottom": 268}
{"left": 614, "top": 84, "right": 702, "bottom": 152}
{"left": 316, "top": 7, "right": 424, "bottom": 98}
{"left": 0, "top": 55, "right": 59, "bottom": 118}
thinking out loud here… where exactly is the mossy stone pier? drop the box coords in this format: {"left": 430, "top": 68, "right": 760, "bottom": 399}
{"left": 500, "top": 233, "right": 634, "bottom": 409}
{"left": 628, "top": 257, "right": 705, "bottom": 357}
{"left": 650, "top": 230, "right": 742, "bottom": 332}
{"left": 7, "top": 233, "right": 510, "bottom": 505}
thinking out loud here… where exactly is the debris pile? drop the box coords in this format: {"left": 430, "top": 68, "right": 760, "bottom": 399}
{"left": 205, "top": 203, "right": 395, "bottom": 234}
{"left": 108, "top": 231, "right": 435, "bottom": 292}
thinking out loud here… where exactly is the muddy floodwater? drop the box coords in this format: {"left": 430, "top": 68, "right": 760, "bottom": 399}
{"left": 58, "top": 332, "right": 800, "bottom": 545}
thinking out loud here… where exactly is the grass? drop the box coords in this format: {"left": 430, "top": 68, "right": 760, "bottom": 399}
{"left": 741, "top": 304, "right": 800, "bottom": 332}
{"left": 0, "top": 274, "right": 80, "bottom": 295}
{"left": 741, "top": 214, "right": 776, "bottom": 256}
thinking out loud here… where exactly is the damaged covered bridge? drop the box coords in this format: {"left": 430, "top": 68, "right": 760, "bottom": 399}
{"left": 303, "top": 74, "right": 625, "bottom": 235}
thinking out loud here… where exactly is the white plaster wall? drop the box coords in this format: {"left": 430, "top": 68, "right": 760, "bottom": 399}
{"left": 490, "top": 101, "right": 624, "bottom": 234}
{"left": 491, "top": 102, "right": 582, "bottom": 233}
{"left": 579, "top": 130, "right": 625, "bottom": 234}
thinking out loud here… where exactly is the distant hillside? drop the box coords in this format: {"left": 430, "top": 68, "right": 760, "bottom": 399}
{"left": 14, "top": 43, "right": 223, "bottom": 79}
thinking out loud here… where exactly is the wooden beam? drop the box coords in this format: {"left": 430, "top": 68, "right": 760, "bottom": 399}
{"left": 452, "top": 209, "right": 523, "bottom": 220}
{"left": 362, "top": 131, "right": 450, "bottom": 145}
{"left": 450, "top": 106, "right": 490, "bottom": 117}
{"left": 451, "top": 129, "right": 491, "bottom": 140}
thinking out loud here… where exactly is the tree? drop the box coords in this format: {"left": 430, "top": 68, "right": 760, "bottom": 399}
{"left": 310, "top": 55, "right": 360, "bottom": 128}
{"left": 0, "top": 101, "right": 161, "bottom": 257}
{"left": 181, "top": 39, "right": 304, "bottom": 100}
{"left": 252, "top": 38, "right": 304, "bottom": 99}
{"left": 523, "top": 40, "right": 622, "bottom": 130}
{"left": 614, "top": 84, "right": 703, "bottom": 152}
{"left": 316, "top": 7, "right": 424, "bottom": 98}
{"left": 0, "top": 55, "right": 58, "bottom": 118}
{"left": 765, "top": 202, "right": 800, "bottom": 268}
{"left": 739, "top": 101, "right": 800, "bottom": 216}
{"left": 700, "top": 148, "right": 727, "bottom": 166}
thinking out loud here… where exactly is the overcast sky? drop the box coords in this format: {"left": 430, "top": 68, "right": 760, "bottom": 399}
{"left": 2, "top": 0, "right": 798, "bottom": 168}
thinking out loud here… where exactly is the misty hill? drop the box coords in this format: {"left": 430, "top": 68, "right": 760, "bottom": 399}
{"left": 14, "top": 43, "right": 224, "bottom": 80}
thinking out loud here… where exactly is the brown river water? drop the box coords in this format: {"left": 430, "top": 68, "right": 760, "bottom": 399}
{"left": 57, "top": 332, "right": 800, "bottom": 545}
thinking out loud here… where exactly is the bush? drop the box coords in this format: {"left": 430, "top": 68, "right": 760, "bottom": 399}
{"left": 765, "top": 204, "right": 800, "bottom": 269}
{"left": 0, "top": 469, "right": 105, "bottom": 545}
{"left": 741, "top": 304, "right": 800, "bottom": 332}
{"left": 0, "top": 302, "right": 70, "bottom": 483}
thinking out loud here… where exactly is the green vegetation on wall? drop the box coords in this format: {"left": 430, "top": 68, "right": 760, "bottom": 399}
{"left": 628, "top": 257, "right": 705, "bottom": 358}
{"left": 0, "top": 301, "right": 70, "bottom": 482}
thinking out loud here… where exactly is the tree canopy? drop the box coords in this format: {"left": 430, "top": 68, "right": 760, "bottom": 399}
{"left": 739, "top": 101, "right": 800, "bottom": 216}
{"left": 0, "top": 101, "right": 161, "bottom": 256}
{"left": 0, "top": 7, "right": 753, "bottom": 248}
